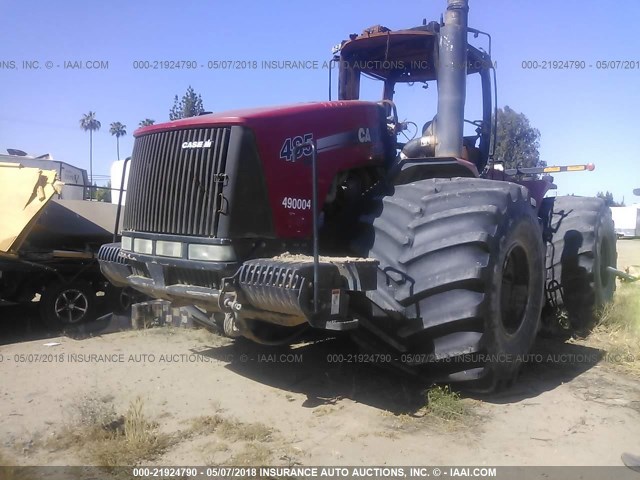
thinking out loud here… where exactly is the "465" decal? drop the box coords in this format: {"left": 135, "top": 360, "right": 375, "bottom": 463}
{"left": 280, "top": 133, "right": 313, "bottom": 162}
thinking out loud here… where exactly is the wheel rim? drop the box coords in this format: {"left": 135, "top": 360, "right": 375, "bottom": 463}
{"left": 54, "top": 288, "right": 89, "bottom": 324}
{"left": 500, "top": 244, "right": 530, "bottom": 335}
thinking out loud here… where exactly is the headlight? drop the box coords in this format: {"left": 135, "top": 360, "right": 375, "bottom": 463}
{"left": 156, "top": 240, "right": 182, "bottom": 258}
{"left": 188, "top": 244, "right": 236, "bottom": 262}
{"left": 121, "top": 236, "right": 132, "bottom": 251}
{"left": 133, "top": 238, "right": 153, "bottom": 254}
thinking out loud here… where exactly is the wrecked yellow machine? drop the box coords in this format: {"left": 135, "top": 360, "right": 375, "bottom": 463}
{"left": 0, "top": 161, "right": 123, "bottom": 328}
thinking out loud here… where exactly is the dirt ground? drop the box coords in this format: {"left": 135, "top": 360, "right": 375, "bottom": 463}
{"left": 0, "top": 240, "right": 639, "bottom": 469}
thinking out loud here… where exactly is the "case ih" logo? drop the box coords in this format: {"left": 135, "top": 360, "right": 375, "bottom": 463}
{"left": 182, "top": 140, "right": 212, "bottom": 149}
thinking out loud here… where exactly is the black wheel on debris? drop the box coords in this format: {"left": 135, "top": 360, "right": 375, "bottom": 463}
{"left": 40, "top": 280, "right": 96, "bottom": 329}
{"left": 351, "top": 177, "right": 546, "bottom": 392}
{"left": 542, "top": 195, "right": 617, "bottom": 335}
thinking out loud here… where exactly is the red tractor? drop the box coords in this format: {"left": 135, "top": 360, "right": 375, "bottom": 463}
{"left": 99, "top": 0, "right": 616, "bottom": 391}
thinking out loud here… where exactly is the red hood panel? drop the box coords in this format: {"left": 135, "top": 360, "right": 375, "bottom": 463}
{"left": 134, "top": 101, "right": 381, "bottom": 136}
{"left": 131, "top": 99, "right": 388, "bottom": 239}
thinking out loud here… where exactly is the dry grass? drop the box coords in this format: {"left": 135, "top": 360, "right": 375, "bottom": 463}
{"left": 589, "top": 283, "right": 640, "bottom": 374}
{"left": 0, "top": 451, "right": 13, "bottom": 466}
{"left": 597, "top": 284, "right": 640, "bottom": 334}
{"left": 50, "top": 394, "right": 172, "bottom": 467}
{"left": 77, "top": 393, "right": 118, "bottom": 428}
{"left": 0, "top": 467, "right": 28, "bottom": 480}
{"left": 186, "top": 414, "right": 281, "bottom": 466}
{"left": 187, "top": 415, "right": 273, "bottom": 443}
{"left": 312, "top": 405, "right": 336, "bottom": 417}
{"left": 377, "top": 430, "right": 400, "bottom": 440}
{"left": 228, "top": 443, "right": 273, "bottom": 466}
{"left": 134, "top": 322, "right": 229, "bottom": 347}
{"left": 0, "top": 452, "right": 29, "bottom": 480}
{"left": 49, "top": 394, "right": 280, "bottom": 468}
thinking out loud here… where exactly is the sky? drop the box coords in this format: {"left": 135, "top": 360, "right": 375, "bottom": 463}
{"left": 0, "top": 0, "right": 638, "bottom": 203}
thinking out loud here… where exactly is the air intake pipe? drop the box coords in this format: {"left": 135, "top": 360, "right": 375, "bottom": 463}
{"left": 435, "top": 0, "right": 469, "bottom": 158}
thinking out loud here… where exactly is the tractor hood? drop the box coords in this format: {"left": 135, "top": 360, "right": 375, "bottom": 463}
{"left": 125, "top": 99, "right": 389, "bottom": 239}
{"left": 134, "top": 101, "right": 381, "bottom": 136}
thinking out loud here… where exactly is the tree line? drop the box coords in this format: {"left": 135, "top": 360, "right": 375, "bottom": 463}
{"left": 79, "top": 85, "right": 204, "bottom": 200}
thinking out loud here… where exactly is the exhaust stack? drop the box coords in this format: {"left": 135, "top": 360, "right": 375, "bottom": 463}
{"left": 435, "top": 0, "right": 469, "bottom": 158}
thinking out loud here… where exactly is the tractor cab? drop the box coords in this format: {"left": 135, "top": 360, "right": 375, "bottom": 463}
{"left": 336, "top": 22, "right": 495, "bottom": 172}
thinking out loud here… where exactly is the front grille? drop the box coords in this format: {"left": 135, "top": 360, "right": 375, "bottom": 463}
{"left": 165, "top": 267, "right": 219, "bottom": 289}
{"left": 123, "top": 127, "right": 231, "bottom": 237}
{"left": 130, "top": 261, "right": 150, "bottom": 278}
{"left": 97, "top": 244, "right": 127, "bottom": 265}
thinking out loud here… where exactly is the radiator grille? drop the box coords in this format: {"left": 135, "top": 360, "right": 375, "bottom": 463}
{"left": 129, "top": 261, "right": 149, "bottom": 278}
{"left": 165, "top": 267, "right": 219, "bottom": 289}
{"left": 97, "top": 244, "right": 127, "bottom": 265}
{"left": 123, "top": 127, "right": 231, "bottom": 236}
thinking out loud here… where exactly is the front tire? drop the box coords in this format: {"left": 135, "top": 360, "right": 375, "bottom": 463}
{"left": 352, "top": 178, "right": 545, "bottom": 391}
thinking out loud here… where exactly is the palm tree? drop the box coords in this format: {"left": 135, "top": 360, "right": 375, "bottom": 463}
{"left": 139, "top": 118, "right": 155, "bottom": 127}
{"left": 109, "top": 121, "right": 127, "bottom": 160}
{"left": 79, "top": 111, "right": 101, "bottom": 193}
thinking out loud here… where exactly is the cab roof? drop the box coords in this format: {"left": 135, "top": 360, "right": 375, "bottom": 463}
{"left": 339, "top": 24, "right": 490, "bottom": 83}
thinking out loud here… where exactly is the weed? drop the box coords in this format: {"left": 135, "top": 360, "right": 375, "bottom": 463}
{"left": 228, "top": 442, "right": 273, "bottom": 466}
{"left": 187, "top": 415, "right": 273, "bottom": 443}
{"left": 50, "top": 394, "right": 171, "bottom": 467}
{"left": 424, "top": 385, "right": 473, "bottom": 423}
{"left": 597, "top": 284, "right": 640, "bottom": 334}
{"left": 589, "top": 284, "right": 640, "bottom": 373}
{"left": 0, "top": 451, "right": 29, "bottom": 480}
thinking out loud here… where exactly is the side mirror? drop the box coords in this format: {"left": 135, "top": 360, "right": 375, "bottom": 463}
{"left": 634, "top": 188, "right": 640, "bottom": 196}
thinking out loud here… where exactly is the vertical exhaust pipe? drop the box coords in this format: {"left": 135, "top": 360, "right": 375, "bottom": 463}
{"left": 435, "top": 0, "right": 469, "bottom": 158}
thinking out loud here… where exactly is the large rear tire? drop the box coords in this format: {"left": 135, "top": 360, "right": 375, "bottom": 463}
{"left": 542, "top": 196, "right": 617, "bottom": 334}
{"left": 352, "top": 178, "right": 545, "bottom": 391}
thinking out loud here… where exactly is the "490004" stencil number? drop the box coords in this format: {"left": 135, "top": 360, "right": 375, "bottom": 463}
{"left": 282, "top": 197, "right": 311, "bottom": 210}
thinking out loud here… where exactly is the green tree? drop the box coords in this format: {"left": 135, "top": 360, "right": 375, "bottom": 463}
{"left": 139, "top": 118, "right": 155, "bottom": 127}
{"left": 109, "top": 121, "right": 127, "bottom": 160}
{"left": 169, "top": 86, "right": 204, "bottom": 120}
{"left": 79, "top": 111, "right": 101, "bottom": 193}
{"left": 493, "top": 106, "right": 544, "bottom": 170}
{"left": 95, "top": 180, "right": 112, "bottom": 203}
{"left": 596, "top": 191, "right": 624, "bottom": 207}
